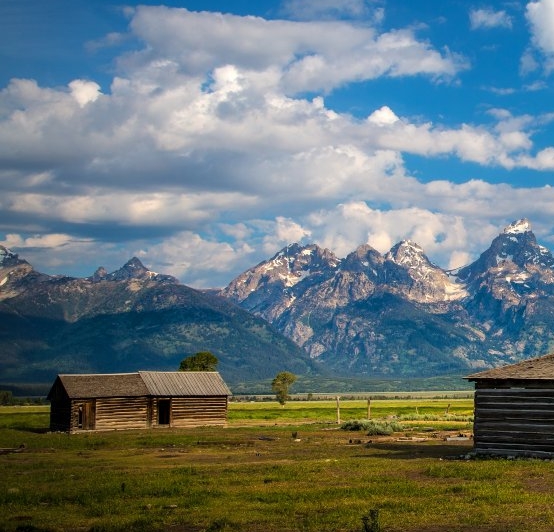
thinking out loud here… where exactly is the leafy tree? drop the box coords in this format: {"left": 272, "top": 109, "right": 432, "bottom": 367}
{"left": 179, "top": 351, "right": 219, "bottom": 371}
{"left": 0, "top": 390, "right": 14, "bottom": 406}
{"left": 271, "top": 371, "right": 297, "bottom": 405}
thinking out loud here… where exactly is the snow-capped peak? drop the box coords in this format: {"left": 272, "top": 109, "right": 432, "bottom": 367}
{"left": 387, "top": 240, "right": 425, "bottom": 266}
{"left": 503, "top": 218, "right": 531, "bottom": 235}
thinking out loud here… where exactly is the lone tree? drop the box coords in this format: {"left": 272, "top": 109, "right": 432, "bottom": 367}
{"left": 271, "top": 371, "right": 297, "bottom": 405}
{"left": 179, "top": 351, "right": 218, "bottom": 372}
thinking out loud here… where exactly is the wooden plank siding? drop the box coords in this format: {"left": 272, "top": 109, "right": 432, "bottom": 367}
{"left": 170, "top": 397, "right": 228, "bottom": 428}
{"left": 473, "top": 386, "right": 554, "bottom": 458}
{"left": 93, "top": 397, "right": 148, "bottom": 432}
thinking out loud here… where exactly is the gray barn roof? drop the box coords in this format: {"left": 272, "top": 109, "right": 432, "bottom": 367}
{"left": 140, "top": 371, "right": 231, "bottom": 396}
{"left": 50, "top": 371, "right": 231, "bottom": 399}
{"left": 466, "top": 353, "right": 554, "bottom": 381}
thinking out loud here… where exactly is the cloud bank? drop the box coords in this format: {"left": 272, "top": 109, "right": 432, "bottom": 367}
{"left": 2, "top": 4, "right": 554, "bottom": 287}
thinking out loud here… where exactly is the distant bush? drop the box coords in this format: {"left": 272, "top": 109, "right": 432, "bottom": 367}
{"left": 0, "top": 391, "right": 14, "bottom": 405}
{"left": 0, "top": 391, "right": 47, "bottom": 406}
{"left": 398, "top": 413, "right": 473, "bottom": 422}
{"left": 341, "top": 419, "right": 404, "bottom": 435}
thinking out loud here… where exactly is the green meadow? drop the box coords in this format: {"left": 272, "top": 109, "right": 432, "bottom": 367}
{"left": 2, "top": 399, "right": 554, "bottom": 531}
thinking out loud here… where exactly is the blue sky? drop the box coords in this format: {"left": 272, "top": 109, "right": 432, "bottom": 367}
{"left": 2, "top": 0, "right": 554, "bottom": 287}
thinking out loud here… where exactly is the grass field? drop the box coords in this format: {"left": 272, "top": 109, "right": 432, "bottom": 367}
{"left": 2, "top": 399, "right": 554, "bottom": 531}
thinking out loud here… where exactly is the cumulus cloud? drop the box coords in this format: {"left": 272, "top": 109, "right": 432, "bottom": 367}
{"left": 69, "top": 80, "right": 102, "bottom": 107}
{"left": 368, "top": 106, "right": 399, "bottom": 126}
{"left": 469, "top": 8, "right": 513, "bottom": 30}
{"left": 526, "top": 0, "right": 554, "bottom": 54}
{"left": 2, "top": 6, "right": 554, "bottom": 286}
{"left": 124, "top": 6, "right": 466, "bottom": 94}
{"left": 136, "top": 232, "right": 254, "bottom": 286}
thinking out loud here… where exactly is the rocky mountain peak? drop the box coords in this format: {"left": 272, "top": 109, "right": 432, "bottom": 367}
{"left": 386, "top": 240, "right": 426, "bottom": 267}
{"left": 101, "top": 257, "right": 177, "bottom": 284}
{"left": 457, "top": 219, "right": 554, "bottom": 283}
{"left": 107, "top": 257, "right": 149, "bottom": 281}
{"left": 0, "top": 246, "right": 28, "bottom": 268}
{"left": 503, "top": 218, "right": 531, "bottom": 235}
{"left": 341, "top": 244, "right": 383, "bottom": 275}
{"left": 249, "top": 243, "right": 339, "bottom": 289}
{"left": 90, "top": 267, "right": 108, "bottom": 282}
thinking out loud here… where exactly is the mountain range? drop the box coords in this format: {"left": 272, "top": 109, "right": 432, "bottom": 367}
{"left": 220, "top": 219, "right": 554, "bottom": 377}
{"left": 0, "top": 249, "right": 314, "bottom": 393}
{"left": 2, "top": 218, "right": 554, "bottom": 393}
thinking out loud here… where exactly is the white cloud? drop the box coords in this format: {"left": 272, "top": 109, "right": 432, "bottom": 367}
{"left": 137, "top": 231, "right": 254, "bottom": 287}
{"left": 3, "top": 6, "right": 554, "bottom": 287}
{"left": 0, "top": 233, "right": 79, "bottom": 249}
{"left": 526, "top": 0, "right": 554, "bottom": 54}
{"left": 469, "top": 8, "right": 512, "bottom": 30}
{"left": 303, "top": 202, "right": 490, "bottom": 269}
{"left": 7, "top": 190, "right": 258, "bottom": 226}
{"left": 262, "top": 217, "right": 312, "bottom": 255}
{"left": 124, "top": 6, "right": 466, "bottom": 94}
{"left": 520, "top": 47, "right": 540, "bottom": 75}
{"left": 368, "top": 106, "right": 399, "bottom": 126}
{"left": 69, "top": 80, "right": 102, "bottom": 107}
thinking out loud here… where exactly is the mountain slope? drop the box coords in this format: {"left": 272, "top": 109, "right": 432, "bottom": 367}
{"left": 0, "top": 250, "right": 315, "bottom": 388}
{"left": 220, "top": 219, "right": 554, "bottom": 376}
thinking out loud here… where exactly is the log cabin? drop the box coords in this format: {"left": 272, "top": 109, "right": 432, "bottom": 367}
{"left": 47, "top": 371, "right": 232, "bottom": 433}
{"left": 467, "top": 353, "right": 554, "bottom": 458}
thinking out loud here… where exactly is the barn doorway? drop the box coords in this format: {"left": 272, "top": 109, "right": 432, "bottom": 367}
{"left": 158, "top": 399, "right": 171, "bottom": 426}
{"left": 78, "top": 400, "right": 96, "bottom": 430}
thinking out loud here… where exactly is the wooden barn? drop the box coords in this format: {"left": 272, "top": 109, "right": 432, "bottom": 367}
{"left": 467, "top": 353, "right": 554, "bottom": 458}
{"left": 47, "top": 371, "right": 232, "bottom": 433}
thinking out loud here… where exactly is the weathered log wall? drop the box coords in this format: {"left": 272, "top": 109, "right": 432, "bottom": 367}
{"left": 474, "top": 386, "right": 554, "bottom": 458}
{"left": 171, "top": 396, "right": 228, "bottom": 428}
{"left": 69, "top": 397, "right": 149, "bottom": 433}
{"left": 52, "top": 395, "right": 228, "bottom": 433}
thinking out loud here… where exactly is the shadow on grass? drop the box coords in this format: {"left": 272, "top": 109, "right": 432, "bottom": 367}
{"left": 10, "top": 426, "right": 49, "bottom": 434}
{"left": 355, "top": 441, "right": 473, "bottom": 460}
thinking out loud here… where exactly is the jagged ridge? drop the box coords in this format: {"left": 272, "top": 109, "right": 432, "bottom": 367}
{"left": 0, "top": 251, "right": 315, "bottom": 387}
{"left": 220, "top": 218, "right": 554, "bottom": 376}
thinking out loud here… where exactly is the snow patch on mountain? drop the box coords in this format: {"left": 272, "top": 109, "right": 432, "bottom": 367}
{"left": 503, "top": 218, "right": 530, "bottom": 235}
{"left": 279, "top": 270, "right": 310, "bottom": 287}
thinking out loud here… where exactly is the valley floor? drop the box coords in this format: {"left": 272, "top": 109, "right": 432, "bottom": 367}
{"left": 1, "top": 401, "right": 553, "bottom": 531}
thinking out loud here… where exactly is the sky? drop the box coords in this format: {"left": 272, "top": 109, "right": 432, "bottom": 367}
{"left": 2, "top": 0, "right": 554, "bottom": 288}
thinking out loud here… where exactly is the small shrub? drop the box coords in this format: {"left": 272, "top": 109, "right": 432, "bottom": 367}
{"left": 341, "top": 419, "right": 373, "bottom": 431}
{"left": 341, "top": 419, "right": 404, "bottom": 435}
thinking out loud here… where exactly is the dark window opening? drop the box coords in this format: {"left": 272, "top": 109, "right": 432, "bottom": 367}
{"left": 158, "top": 399, "right": 171, "bottom": 425}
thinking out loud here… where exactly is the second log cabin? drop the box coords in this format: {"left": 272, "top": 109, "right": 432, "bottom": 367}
{"left": 467, "top": 352, "right": 554, "bottom": 458}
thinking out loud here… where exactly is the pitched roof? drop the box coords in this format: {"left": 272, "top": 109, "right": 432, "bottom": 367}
{"left": 54, "top": 373, "right": 148, "bottom": 399}
{"left": 140, "top": 371, "right": 232, "bottom": 396}
{"left": 49, "top": 371, "right": 231, "bottom": 399}
{"left": 466, "top": 353, "right": 554, "bottom": 381}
